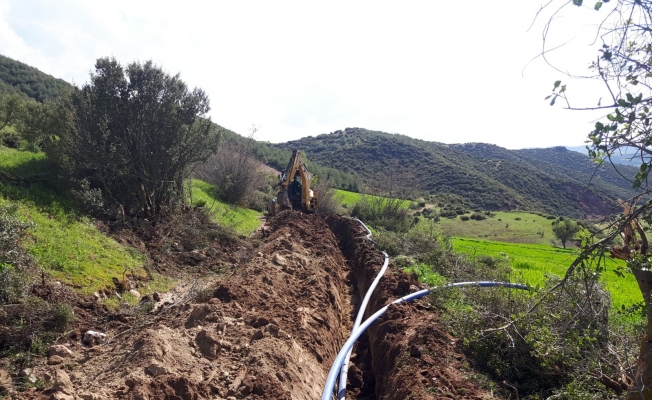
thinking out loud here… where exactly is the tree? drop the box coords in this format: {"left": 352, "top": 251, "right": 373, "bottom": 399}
{"left": 540, "top": 1, "right": 652, "bottom": 396}
{"left": 0, "top": 93, "right": 23, "bottom": 133}
{"left": 351, "top": 163, "right": 415, "bottom": 232}
{"left": 42, "top": 57, "right": 219, "bottom": 219}
{"left": 195, "top": 128, "right": 265, "bottom": 205}
{"left": 552, "top": 218, "right": 580, "bottom": 249}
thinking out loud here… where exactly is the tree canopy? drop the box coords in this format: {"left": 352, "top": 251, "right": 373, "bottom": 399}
{"left": 41, "top": 57, "right": 220, "bottom": 218}
{"left": 543, "top": 1, "right": 652, "bottom": 397}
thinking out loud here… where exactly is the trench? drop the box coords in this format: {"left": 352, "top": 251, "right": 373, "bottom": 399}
{"left": 36, "top": 211, "right": 475, "bottom": 400}
{"left": 324, "top": 215, "right": 419, "bottom": 400}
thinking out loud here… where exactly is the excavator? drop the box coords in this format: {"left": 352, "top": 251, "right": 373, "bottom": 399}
{"left": 267, "top": 150, "right": 318, "bottom": 216}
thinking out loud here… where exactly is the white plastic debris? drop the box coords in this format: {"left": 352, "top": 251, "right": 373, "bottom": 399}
{"left": 83, "top": 330, "right": 107, "bottom": 345}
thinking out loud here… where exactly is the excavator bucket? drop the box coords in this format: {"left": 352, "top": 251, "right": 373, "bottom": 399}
{"left": 267, "top": 190, "right": 292, "bottom": 216}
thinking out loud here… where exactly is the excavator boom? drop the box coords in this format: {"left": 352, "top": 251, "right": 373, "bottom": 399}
{"left": 267, "top": 150, "right": 318, "bottom": 216}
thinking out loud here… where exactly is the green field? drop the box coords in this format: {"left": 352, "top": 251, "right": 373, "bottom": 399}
{"left": 439, "top": 211, "right": 561, "bottom": 245}
{"left": 453, "top": 237, "right": 641, "bottom": 310}
{"left": 333, "top": 189, "right": 411, "bottom": 209}
{"left": 190, "top": 179, "right": 262, "bottom": 236}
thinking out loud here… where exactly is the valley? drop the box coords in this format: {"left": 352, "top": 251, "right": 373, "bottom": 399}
{"left": 0, "top": 53, "right": 645, "bottom": 399}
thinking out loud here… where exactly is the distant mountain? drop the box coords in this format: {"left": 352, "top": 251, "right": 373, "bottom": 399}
{"left": 566, "top": 145, "right": 650, "bottom": 167}
{"left": 272, "top": 128, "right": 641, "bottom": 219}
{"left": 0, "top": 55, "right": 71, "bottom": 102}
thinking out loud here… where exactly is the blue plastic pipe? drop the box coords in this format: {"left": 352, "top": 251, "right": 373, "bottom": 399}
{"left": 321, "top": 281, "right": 530, "bottom": 400}
{"left": 337, "top": 218, "right": 389, "bottom": 400}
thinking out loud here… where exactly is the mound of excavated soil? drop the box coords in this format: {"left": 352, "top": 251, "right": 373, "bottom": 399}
{"left": 13, "top": 212, "right": 493, "bottom": 400}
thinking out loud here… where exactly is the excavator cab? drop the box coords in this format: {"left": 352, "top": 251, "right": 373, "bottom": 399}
{"left": 267, "top": 150, "right": 318, "bottom": 216}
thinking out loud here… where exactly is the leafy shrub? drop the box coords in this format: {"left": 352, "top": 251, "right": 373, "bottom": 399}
{"left": 49, "top": 303, "right": 75, "bottom": 332}
{"left": 470, "top": 213, "right": 486, "bottom": 221}
{"left": 429, "top": 251, "right": 633, "bottom": 399}
{"left": 195, "top": 138, "right": 265, "bottom": 206}
{"left": 514, "top": 217, "right": 521, "bottom": 221}
{"left": 460, "top": 215, "right": 470, "bottom": 221}
{"left": 0, "top": 204, "right": 35, "bottom": 304}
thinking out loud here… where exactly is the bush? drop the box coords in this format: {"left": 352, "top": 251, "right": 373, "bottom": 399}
{"left": 315, "top": 179, "right": 343, "bottom": 215}
{"left": 460, "top": 215, "right": 470, "bottom": 221}
{"left": 50, "top": 303, "right": 75, "bottom": 332}
{"left": 405, "top": 238, "right": 633, "bottom": 399}
{"left": 40, "top": 57, "right": 220, "bottom": 219}
{"left": 0, "top": 204, "right": 35, "bottom": 304}
{"left": 470, "top": 213, "right": 486, "bottom": 221}
{"left": 195, "top": 137, "right": 265, "bottom": 206}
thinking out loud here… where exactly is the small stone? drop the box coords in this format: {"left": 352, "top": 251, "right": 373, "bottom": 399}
{"left": 251, "top": 330, "right": 264, "bottom": 341}
{"left": 25, "top": 375, "right": 37, "bottom": 384}
{"left": 80, "top": 393, "right": 97, "bottom": 400}
{"left": 125, "top": 376, "right": 141, "bottom": 388}
{"left": 195, "top": 329, "right": 221, "bottom": 359}
{"left": 129, "top": 289, "right": 141, "bottom": 299}
{"left": 152, "top": 292, "right": 161, "bottom": 301}
{"left": 272, "top": 254, "right": 286, "bottom": 266}
{"left": 93, "top": 292, "right": 101, "bottom": 301}
{"left": 52, "top": 393, "right": 75, "bottom": 400}
{"left": 19, "top": 368, "right": 32, "bottom": 377}
{"left": 48, "top": 344, "right": 73, "bottom": 358}
{"left": 256, "top": 252, "right": 263, "bottom": 257}
{"left": 47, "top": 355, "right": 64, "bottom": 365}
{"left": 70, "top": 372, "right": 83, "bottom": 381}
{"left": 146, "top": 362, "right": 168, "bottom": 377}
{"left": 0, "top": 369, "right": 10, "bottom": 394}
{"left": 52, "top": 369, "right": 73, "bottom": 394}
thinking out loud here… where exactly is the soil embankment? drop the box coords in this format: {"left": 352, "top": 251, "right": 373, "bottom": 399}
{"left": 14, "top": 212, "right": 492, "bottom": 400}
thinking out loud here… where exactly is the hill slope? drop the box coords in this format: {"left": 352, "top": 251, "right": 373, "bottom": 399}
{"left": 273, "top": 127, "right": 640, "bottom": 218}
{"left": 0, "top": 54, "right": 71, "bottom": 101}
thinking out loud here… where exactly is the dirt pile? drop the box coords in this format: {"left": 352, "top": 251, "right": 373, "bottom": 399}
{"left": 12, "top": 212, "right": 494, "bottom": 400}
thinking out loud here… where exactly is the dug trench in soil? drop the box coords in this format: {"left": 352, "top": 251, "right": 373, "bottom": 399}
{"left": 326, "top": 216, "right": 494, "bottom": 399}
{"left": 12, "top": 212, "right": 492, "bottom": 400}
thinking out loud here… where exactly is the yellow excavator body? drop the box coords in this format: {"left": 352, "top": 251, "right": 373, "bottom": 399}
{"left": 267, "top": 150, "right": 318, "bottom": 216}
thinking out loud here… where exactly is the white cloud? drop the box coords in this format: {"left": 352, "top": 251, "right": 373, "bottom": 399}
{"left": 0, "top": 0, "right": 618, "bottom": 149}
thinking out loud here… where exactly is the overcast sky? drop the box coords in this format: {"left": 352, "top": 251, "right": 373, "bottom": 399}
{"left": 0, "top": 1, "right": 618, "bottom": 149}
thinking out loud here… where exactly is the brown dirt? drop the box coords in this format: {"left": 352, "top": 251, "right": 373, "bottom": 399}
{"left": 10, "top": 212, "right": 495, "bottom": 400}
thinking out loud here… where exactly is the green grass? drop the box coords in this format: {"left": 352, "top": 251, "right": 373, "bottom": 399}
{"left": 0, "top": 147, "right": 147, "bottom": 295}
{"left": 333, "top": 189, "right": 411, "bottom": 209}
{"left": 439, "top": 211, "right": 561, "bottom": 245}
{"left": 404, "top": 263, "right": 447, "bottom": 286}
{"left": 190, "top": 179, "right": 262, "bottom": 236}
{"left": 452, "top": 237, "right": 641, "bottom": 310}
{"left": 0, "top": 146, "right": 48, "bottom": 175}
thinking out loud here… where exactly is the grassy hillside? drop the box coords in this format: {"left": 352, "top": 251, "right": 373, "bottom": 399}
{"left": 0, "top": 147, "right": 147, "bottom": 295}
{"left": 190, "top": 179, "right": 262, "bottom": 236}
{"left": 0, "top": 54, "right": 71, "bottom": 101}
{"left": 274, "top": 127, "right": 635, "bottom": 219}
{"left": 0, "top": 148, "right": 261, "bottom": 297}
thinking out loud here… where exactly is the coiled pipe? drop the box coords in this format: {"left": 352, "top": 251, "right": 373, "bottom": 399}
{"left": 322, "top": 281, "right": 530, "bottom": 400}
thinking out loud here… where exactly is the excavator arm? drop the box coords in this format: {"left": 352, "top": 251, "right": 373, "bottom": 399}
{"left": 268, "top": 150, "right": 318, "bottom": 215}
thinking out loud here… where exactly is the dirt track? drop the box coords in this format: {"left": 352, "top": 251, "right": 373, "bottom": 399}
{"left": 15, "top": 212, "right": 492, "bottom": 400}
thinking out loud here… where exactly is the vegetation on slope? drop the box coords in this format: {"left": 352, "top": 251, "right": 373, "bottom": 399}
{"left": 275, "top": 127, "right": 633, "bottom": 218}
{"left": 0, "top": 147, "right": 147, "bottom": 295}
{"left": 0, "top": 54, "right": 71, "bottom": 102}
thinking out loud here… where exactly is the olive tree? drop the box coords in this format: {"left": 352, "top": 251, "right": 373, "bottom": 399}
{"left": 45, "top": 57, "right": 219, "bottom": 219}
{"left": 552, "top": 218, "right": 580, "bottom": 248}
